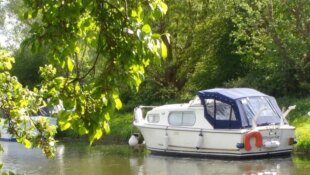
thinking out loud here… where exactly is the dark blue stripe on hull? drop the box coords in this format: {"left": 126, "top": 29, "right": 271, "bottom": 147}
{"left": 0, "top": 138, "right": 17, "bottom": 142}
{"left": 149, "top": 148, "right": 292, "bottom": 160}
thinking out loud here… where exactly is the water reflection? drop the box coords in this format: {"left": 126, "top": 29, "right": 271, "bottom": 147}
{"left": 0, "top": 142, "right": 309, "bottom": 175}
{"left": 137, "top": 155, "right": 297, "bottom": 175}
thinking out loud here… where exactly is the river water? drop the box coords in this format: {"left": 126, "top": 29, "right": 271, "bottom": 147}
{"left": 0, "top": 141, "right": 309, "bottom": 175}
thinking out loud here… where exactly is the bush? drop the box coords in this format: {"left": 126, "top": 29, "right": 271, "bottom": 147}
{"left": 278, "top": 97, "right": 310, "bottom": 153}
{"left": 55, "top": 112, "right": 134, "bottom": 144}
{"left": 295, "top": 123, "right": 310, "bottom": 153}
{"left": 108, "top": 112, "right": 134, "bottom": 143}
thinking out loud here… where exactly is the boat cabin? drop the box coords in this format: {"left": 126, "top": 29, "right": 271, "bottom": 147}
{"left": 196, "top": 88, "right": 284, "bottom": 129}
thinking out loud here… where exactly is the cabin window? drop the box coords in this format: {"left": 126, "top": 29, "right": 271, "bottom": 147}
{"left": 168, "top": 111, "right": 196, "bottom": 126}
{"left": 147, "top": 114, "right": 160, "bottom": 123}
{"left": 205, "top": 99, "right": 236, "bottom": 121}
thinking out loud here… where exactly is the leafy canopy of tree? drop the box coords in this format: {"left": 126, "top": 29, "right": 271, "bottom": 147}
{"left": 0, "top": 0, "right": 168, "bottom": 158}
{"left": 228, "top": 0, "right": 310, "bottom": 96}
{"left": 0, "top": 50, "right": 57, "bottom": 158}
{"left": 130, "top": 0, "right": 310, "bottom": 107}
{"left": 128, "top": 0, "right": 247, "bottom": 105}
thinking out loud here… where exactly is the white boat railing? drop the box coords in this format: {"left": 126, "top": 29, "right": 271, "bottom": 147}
{"left": 138, "top": 105, "right": 157, "bottom": 108}
{"left": 279, "top": 105, "right": 296, "bottom": 126}
{"left": 282, "top": 105, "right": 296, "bottom": 119}
{"left": 252, "top": 108, "right": 267, "bottom": 129}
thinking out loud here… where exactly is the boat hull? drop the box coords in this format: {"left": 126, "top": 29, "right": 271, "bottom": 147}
{"left": 135, "top": 124, "right": 295, "bottom": 159}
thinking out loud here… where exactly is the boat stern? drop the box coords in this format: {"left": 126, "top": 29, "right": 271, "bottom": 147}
{"left": 237, "top": 125, "right": 295, "bottom": 157}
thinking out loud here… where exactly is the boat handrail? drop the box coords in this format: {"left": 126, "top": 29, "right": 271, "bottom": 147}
{"left": 282, "top": 105, "right": 296, "bottom": 119}
{"left": 252, "top": 108, "right": 266, "bottom": 129}
{"left": 138, "top": 105, "right": 157, "bottom": 109}
{"left": 280, "top": 105, "right": 296, "bottom": 125}
{"left": 134, "top": 105, "right": 157, "bottom": 123}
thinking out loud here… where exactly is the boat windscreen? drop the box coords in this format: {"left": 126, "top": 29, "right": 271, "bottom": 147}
{"left": 240, "top": 97, "right": 281, "bottom": 126}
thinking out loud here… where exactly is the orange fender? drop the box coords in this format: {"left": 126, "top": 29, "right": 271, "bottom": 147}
{"left": 244, "top": 130, "right": 263, "bottom": 151}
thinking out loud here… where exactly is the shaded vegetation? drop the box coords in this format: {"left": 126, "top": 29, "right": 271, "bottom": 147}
{"left": 10, "top": 48, "right": 48, "bottom": 88}
{"left": 278, "top": 97, "right": 310, "bottom": 153}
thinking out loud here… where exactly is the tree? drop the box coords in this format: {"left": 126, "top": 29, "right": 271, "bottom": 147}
{"left": 185, "top": 1, "right": 246, "bottom": 95}
{"left": 0, "top": 0, "right": 168, "bottom": 159}
{"left": 229, "top": 0, "right": 310, "bottom": 96}
{"left": 129, "top": 0, "right": 246, "bottom": 104}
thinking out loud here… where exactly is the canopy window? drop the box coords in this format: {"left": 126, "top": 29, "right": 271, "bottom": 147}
{"left": 240, "top": 97, "right": 281, "bottom": 126}
{"left": 205, "top": 99, "right": 238, "bottom": 128}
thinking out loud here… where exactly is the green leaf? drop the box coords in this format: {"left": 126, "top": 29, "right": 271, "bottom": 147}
{"left": 23, "top": 139, "right": 32, "bottom": 149}
{"left": 112, "top": 92, "right": 122, "bottom": 110}
{"left": 152, "top": 33, "right": 161, "bottom": 39}
{"left": 75, "top": 46, "right": 80, "bottom": 54}
{"left": 104, "top": 113, "right": 110, "bottom": 121}
{"left": 75, "top": 82, "right": 81, "bottom": 91}
{"left": 158, "top": 2, "right": 168, "bottom": 15}
{"left": 4, "top": 62, "right": 12, "bottom": 70}
{"left": 54, "top": 77, "right": 66, "bottom": 87}
{"left": 161, "top": 41, "right": 168, "bottom": 59}
{"left": 137, "top": 5, "right": 143, "bottom": 21}
{"left": 67, "top": 57, "right": 74, "bottom": 72}
{"left": 131, "top": 10, "right": 137, "bottom": 17}
{"left": 60, "top": 122, "right": 71, "bottom": 131}
{"left": 78, "top": 126, "right": 88, "bottom": 135}
{"left": 142, "top": 24, "right": 151, "bottom": 33}
{"left": 94, "top": 128, "right": 102, "bottom": 140}
{"left": 61, "top": 59, "right": 66, "bottom": 69}
{"left": 103, "top": 121, "right": 110, "bottom": 134}
{"left": 114, "top": 98, "right": 122, "bottom": 110}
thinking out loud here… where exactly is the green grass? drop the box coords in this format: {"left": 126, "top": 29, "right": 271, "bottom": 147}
{"left": 278, "top": 96, "right": 310, "bottom": 153}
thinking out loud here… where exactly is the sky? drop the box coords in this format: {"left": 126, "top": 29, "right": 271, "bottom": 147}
{"left": 0, "top": 33, "right": 6, "bottom": 47}
{"left": 0, "top": 0, "right": 20, "bottom": 49}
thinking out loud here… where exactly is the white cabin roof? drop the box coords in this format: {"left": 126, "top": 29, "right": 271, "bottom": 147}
{"left": 152, "top": 103, "right": 191, "bottom": 111}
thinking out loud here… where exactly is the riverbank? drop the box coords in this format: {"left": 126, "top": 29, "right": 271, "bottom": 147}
{"left": 56, "top": 112, "right": 133, "bottom": 144}
{"left": 278, "top": 96, "right": 310, "bottom": 153}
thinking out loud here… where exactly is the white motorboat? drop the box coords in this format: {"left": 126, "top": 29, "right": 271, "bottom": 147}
{"left": 0, "top": 106, "right": 58, "bottom": 142}
{"left": 131, "top": 88, "right": 296, "bottom": 158}
{"left": 0, "top": 116, "right": 57, "bottom": 142}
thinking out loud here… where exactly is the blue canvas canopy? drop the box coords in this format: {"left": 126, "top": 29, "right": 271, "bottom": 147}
{"left": 197, "top": 88, "right": 283, "bottom": 129}
{"left": 198, "top": 88, "right": 268, "bottom": 100}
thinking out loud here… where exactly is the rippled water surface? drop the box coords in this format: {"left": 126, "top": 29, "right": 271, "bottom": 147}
{"left": 0, "top": 141, "right": 309, "bottom": 175}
